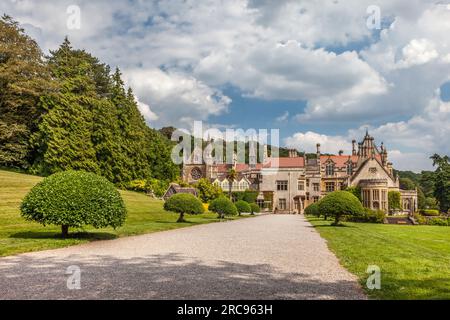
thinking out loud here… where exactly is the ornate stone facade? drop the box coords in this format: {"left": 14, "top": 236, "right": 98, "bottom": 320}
{"left": 182, "top": 132, "right": 418, "bottom": 215}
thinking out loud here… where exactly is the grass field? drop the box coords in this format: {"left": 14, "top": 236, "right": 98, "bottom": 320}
{"left": 307, "top": 216, "right": 450, "bottom": 300}
{"left": 0, "top": 170, "right": 241, "bottom": 257}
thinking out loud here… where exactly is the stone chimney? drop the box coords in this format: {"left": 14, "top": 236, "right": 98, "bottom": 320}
{"left": 289, "top": 149, "right": 298, "bottom": 158}
{"left": 352, "top": 140, "right": 357, "bottom": 156}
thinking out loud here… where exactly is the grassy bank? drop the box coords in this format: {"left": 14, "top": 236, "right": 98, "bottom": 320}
{"left": 0, "top": 170, "right": 240, "bottom": 257}
{"left": 307, "top": 216, "right": 450, "bottom": 299}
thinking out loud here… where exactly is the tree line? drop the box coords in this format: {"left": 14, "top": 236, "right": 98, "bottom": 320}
{"left": 397, "top": 154, "right": 450, "bottom": 214}
{"left": 0, "top": 15, "right": 179, "bottom": 186}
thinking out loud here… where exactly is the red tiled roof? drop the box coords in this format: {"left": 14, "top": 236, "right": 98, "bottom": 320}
{"left": 263, "top": 157, "right": 305, "bottom": 168}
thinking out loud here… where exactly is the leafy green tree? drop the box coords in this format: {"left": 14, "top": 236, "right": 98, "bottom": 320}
{"left": 250, "top": 203, "right": 260, "bottom": 215}
{"left": 305, "top": 202, "right": 320, "bottom": 217}
{"left": 318, "top": 191, "right": 364, "bottom": 225}
{"left": 400, "top": 178, "right": 416, "bottom": 191}
{"left": 0, "top": 15, "right": 52, "bottom": 168}
{"left": 431, "top": 154, "right": 450, "bottom": 213}
{"left": 164, "top": 193, "right": 204, "bottom": 223}
{"left": 420, "top": 171, "right": 435, "bottom": 197}
{"left": 345, "top": 186, "right": 362, "bottom": 202}
{"left": 388, "top": 191, "right": 402, "bottom": 211}
{"left": 235, "top": 200, "right": 251, "bottom": 216}
{"left": 424, "top": 197, "right": 439, "bottom": 210}
{"left": 195, "top": 178, "right": 222, "bottom": 203}
{"left": 226, "top": 168, "right": 237, "bottom": 200}
{"left": 21, "top": 171, "right": 127, "bottom": 237}
{"left": 209, "top": 196, "right": 238, "bottom": 219}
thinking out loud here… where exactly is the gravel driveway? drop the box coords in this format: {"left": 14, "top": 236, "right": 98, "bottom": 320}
{"left": 0, "top": 215, "right": 366, "bottom": 300}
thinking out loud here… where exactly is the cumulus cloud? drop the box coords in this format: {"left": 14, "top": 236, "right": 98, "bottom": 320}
{"left": 123, "top": 69, "right": 231, "bottom": 127}
{"left": 284, "top": 132, "right": 351, "bottom": 155}
{"left": 397, "top": 38, "right": 439, "bottom": 68}
{"left": 2, "top": 0, "right": 449, "bottom": 171}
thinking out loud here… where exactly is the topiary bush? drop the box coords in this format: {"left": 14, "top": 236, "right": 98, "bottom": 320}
{"left": 419, "top": 209, "right": 440, "bottom": 216}
{"left": 235, "top": 200, "right": 251, "bottom": 216}
{"left": 209, "top": 196, "right": 238, "bottom": 219}
{"left": 164, "top": 193, "right": 205, "bottom": 223}
{"left": 318, "top": 191, "right": 364, "bottom": 225}
{"left": 21, "top": 171, "right": 127, "bottom": 238}
{"left": 304, "top": 202, "right": 320, "bottom": 217}
{"left": 250, "top": 203, "right": 260, "bottom": 215}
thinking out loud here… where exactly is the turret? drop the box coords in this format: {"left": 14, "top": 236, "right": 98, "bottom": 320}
{"left": 352, "top": 140, "right": 357, "bottom": 156}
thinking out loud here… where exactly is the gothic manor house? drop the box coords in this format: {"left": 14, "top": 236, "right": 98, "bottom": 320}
{"left": 182, "top": 132, "right": 418, "bottom": 215}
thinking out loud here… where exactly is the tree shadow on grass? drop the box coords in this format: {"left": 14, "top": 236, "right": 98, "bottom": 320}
{"left": 307, "top": 224, "right": 355, "bottom": 229}
{"left": 10, "top": 231, "right": 117, "bottom": 241}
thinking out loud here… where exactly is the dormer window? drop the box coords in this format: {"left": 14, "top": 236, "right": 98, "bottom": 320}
{"left": 347, "top": 164, "right": 353, "bottom": 175}
{"left": 326, "top": 163, "right": 334, "bottom": 176}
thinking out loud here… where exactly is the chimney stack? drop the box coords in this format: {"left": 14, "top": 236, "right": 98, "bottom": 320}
{"left": 352, "top": 140, "right": 357, "bottom": 156}
{"left": 289, "top": 149, "right": 298, "bottom": 158}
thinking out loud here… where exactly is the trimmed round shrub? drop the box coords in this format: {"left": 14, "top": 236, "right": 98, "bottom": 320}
{"left": 318, "top": 191, "right": 364, "bottom": 225}
{"left": 21, "top": 171, "right": 127, "bottom": 237}
{"left": 419, "top": 209, "right": 440, "bottom": 216}
{"left": 235, "top": 200, "right": 251, "bottom": 215}
{"left": 209, "top": 196, "right": 238, "bottom": 219}
{"left": 164, "top": 193, "right": 205, "bottom": 223}
{"left": 304, "top": 202, "right": 320, "bottom": 217}
{"left": 250, "top": 203, "right": 260, "bottom": 215}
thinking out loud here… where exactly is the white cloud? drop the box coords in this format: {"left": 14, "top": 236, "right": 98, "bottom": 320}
{"left": 2, "top": 0, "right": 449, "bottom": 172}
{"left": 397, "top": 38, "right": 439, "bottom": 68}
{"left": 136, "top": 99, "right": 159, "bottom": 122}
{"left": 284, "top": 132, "right": 351, "bottom": 155}
{"left": 123, "top": 69, "right": 231, "bottom": 127}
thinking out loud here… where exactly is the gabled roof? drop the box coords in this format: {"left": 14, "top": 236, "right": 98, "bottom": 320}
{"left": 321, "top": 155, "right": 358, "bottom": 168}
{"left": 163, "top": 183, "right": 198, "bottom": 200}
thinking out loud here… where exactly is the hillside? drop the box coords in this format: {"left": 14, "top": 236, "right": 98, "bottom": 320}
{"left": 0, "top": 170, "right": 223, "bottom": 257}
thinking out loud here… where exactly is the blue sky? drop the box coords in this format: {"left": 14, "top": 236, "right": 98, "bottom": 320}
{"left": 1, "top": 0, "right": 450, "bottom": 172}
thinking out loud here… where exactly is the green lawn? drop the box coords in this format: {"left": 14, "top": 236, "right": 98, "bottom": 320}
{"left": 307, "top": 216, "right": 450, "bottom": 300}
{"left": 0, "top": 170, "right": 241, "bottom": 257}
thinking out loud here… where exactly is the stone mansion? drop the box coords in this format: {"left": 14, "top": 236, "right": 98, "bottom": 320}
{"left": 182, "top": 132, "right": 418, "bottom": 215}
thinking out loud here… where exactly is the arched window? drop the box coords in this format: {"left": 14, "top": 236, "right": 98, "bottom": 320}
{"left": 326, "top": 163, "right": 334, "bottom": 176}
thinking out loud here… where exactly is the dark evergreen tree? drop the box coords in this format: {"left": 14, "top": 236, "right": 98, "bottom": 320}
{"left": 0, "top": 15, "right": 51, "bottom": 168}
